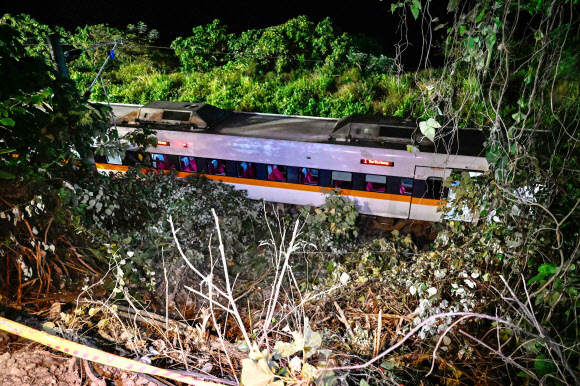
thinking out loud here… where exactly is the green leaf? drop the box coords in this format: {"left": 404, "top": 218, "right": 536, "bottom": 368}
{"left": 314, "top": 368, "right": 337, "bottom": 386}
{"left": 41, "top": 88, "right": 52, "bottom": 98}
{"left": 512, "top": 112, "right": 525, "bottom": 123}
{"left": 0, "top": 118, "right": 15, "bottom": 127}
{"left": 538, "top": 263, "right": 557, "bottom": 275}
{"left": 88, "top": 248, "right": 106, "bottom": 262}
{"left": 419, "top": 118, "right": 439, "bottom": 141}
{"left": 475, "top": 8, "right": 486, "bottom": 22}
{"left": 412, "top": 0, "right": 422, "bottom": 11}
{"left": 485, "top": 34, "right": 496, "bottom": 51}
{"left": 0, "top": 170, "right": 15, "bottom": 179}
{"left": 29, "top": 95, "right": 44, "bottom": 104}
{"left": 534, "top": 355, "right": 556, "bottom": 377}
{"left": 546, "top": 291, "right": 560, "bottom": 307}
{"left": 380, "top": 361, "right": 395, "bottom": 370}
{"left": 0, "top": 148, "right": 15, "bottom": 154}
{"left": 468, "top": 37, "right": 476, "bottom": 51}
{"left": 485, "top": 146, "right": 501, "bottom": 164}
{"left": 407, "top": 144, "right": 420, "bottom": 154}
{"left": 523, "top": 341, "right": 540, "bottom": 354}
{"left": 517, "top": 371, "right": 530, "bottom": 378}
{"left": 509, "top": 143, "right": 517, "bottom": 155}
{"left": 410, "top": 4, "right": 420, "bottom": 20}
{"left": 12, "top": 106, "right": 27, "bottom": 114}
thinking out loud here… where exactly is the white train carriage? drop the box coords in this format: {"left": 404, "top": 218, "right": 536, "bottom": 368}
{"left": 95, "top": 101, "right": 488, "bottom": 222}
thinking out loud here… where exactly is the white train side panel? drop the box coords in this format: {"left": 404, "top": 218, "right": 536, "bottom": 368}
{"left": 108, "top": 126, "right": 487, "bottom": 221}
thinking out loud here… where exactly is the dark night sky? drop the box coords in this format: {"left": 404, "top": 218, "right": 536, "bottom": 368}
{"left": 2, "top": 1, "right": 448, "bottom": 65}
{"left": 2, "top": 1, "right": 397, "bottom": 41}
{"left": 0, "top": 0, "right": 445, "bottom": 52}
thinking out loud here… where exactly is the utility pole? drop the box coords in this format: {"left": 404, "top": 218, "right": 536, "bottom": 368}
{"left": 46, "top": 34, "right": 70, "bottom": 78}
{"left": 46, "top": 33, "right": 97, "bottom": 171}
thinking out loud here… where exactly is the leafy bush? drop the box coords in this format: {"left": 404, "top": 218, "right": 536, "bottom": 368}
{"left": 0, "top": 22, "right": 116, "bottom": 176}
{"left": 64, "top": 169, "right": 266, "bottom": 289}
{"left": 299, "top": 189, "right": 359, "bottom": 251}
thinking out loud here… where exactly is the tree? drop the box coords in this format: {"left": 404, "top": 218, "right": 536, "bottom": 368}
{"left": 391, "top": 0, "right": 580, "bottom": 382}
{"left": 0, "top": 22, "right": 114, "bottom": 173}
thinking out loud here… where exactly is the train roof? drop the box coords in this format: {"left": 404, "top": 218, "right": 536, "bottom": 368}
{"left": 114, "top": 101, "right": 486, "bottom": 157}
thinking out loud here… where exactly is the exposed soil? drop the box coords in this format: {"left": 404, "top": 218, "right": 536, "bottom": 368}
{"left": 0, "top": 331, "right": 162, "bottom": 386}
{"left": 0, "top": 346, "right": 81, "bottom": 386}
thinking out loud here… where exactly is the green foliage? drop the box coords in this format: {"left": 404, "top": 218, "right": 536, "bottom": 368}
{"left": 391, "top": 0, "right": 423, "bottom": 20}
{"left": 0, "top": 149, "right": 15, "bottom": 179}
{"left": 0, "top": 22, "right": 115, "bottom": 175}
{"left": 2, "top": 9, "right": 578, "bottom": 384}
{"left": 171, "top": 19, "right": 229, "bottom": 71}
{"left": 392, "top": 1, "right": 580, "bottom": 382}
{"left": 299, "top": 189, "right": 359, "bottom": 250}
{"left": 2, "top": 14, "right": 431, "bottom": 120}
{"left": 172, "top": 16, "right": 382, "bottom": 74}
{"left": 64, "top": 169, "right": 265, "bottom": 288}
{"left": 0, "top": 13, "right": 69, "bottom": 60}
{"left": 67, "top": 21, "right": 177, "bottom": 100}
{"left": 241, "top": 319, "right": 334, "bottom": 386}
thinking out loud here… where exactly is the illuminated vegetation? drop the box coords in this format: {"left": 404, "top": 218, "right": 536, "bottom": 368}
{"left": 0, "top": 5, "right": 579, "bottom": 384}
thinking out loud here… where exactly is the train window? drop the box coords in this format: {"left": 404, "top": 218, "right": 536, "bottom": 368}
{"left": 267, "top": 165, "right": 287, "bottom": 182}
{"left": 151, "top": 154, "right": 177, "bottom": 170}
{"left": 365, "top": 174, "right": 387, "bottom": 192}
{"left": 331, "top": 171, "right": 352, "bottom": 189}
{"left": 237, "top": 162, "right": 256, "bottom": 178}
{"left": 180, "top": 156, "right": 197, "bottom": 172}
{"left": 400, "top": 178, "right": 413, "bottom": 195}
{"left": 299, "top": 168, "right": 319, "bottom": 185}
{"left": 425, "top": 177, "right": 444, "bottom": 199}
{"left": 106, "top": 153, "right": 123, "bottom": 165}
{"left": 92, "top": 149, "right": 107, "bottom": 164}
{"left": 162, "top": 110, "right": 191, "bottom": 121}
{"left": 445, "top": 171, "right": 484, "bottom": 221}
{"left": 208, "top": 159, "right": 227, "bottom": 175}
{"left": 122, "top": 150, "right": 146, "bottom": 166}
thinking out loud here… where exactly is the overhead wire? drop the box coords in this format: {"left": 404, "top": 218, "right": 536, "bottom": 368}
{"left": 134, "top": 42, "right": 400, "bottom": 70}
{"left": 21, "top": 39, "right": 405, "bottom": 72}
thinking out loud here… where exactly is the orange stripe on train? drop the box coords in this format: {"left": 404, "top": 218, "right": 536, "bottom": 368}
{"left": 95, "top": 163, "right": 442, "bottom": 207}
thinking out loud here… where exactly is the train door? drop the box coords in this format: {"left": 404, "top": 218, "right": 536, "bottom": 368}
{"left": 409, "top": 166, "right": 451, "bottom": 221}
{"left": 444, "top": 170, "right": 484, "bottom": 222}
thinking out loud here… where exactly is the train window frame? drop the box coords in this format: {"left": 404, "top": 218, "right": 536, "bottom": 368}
{"left": 179, "top": 156, "right": 197, "bottom": 172}
{"left": 299, "top": 168, "right": 319, "bottom": 185}
{"left": 151, "top": 153, "right": 178, "bottom": 170}
{"left": 400, "top": 178, "right": 414, "bottom": 195}
{"left": 267, "top": 164, "right": 287, "bottom": 182}
{"left": 445, "top": 170, "right": 485, "bottom": 221}
{"left": 122, "top": 150, "right": 147, "bottom": 166}
{"left": 237, "top": 162, "right": 257, "bottom": 179}
{"left": 425, "top": 177, "right": 444, "bottom": 199}
{"left": 365, "top": 174, "right": 387, "bottom": 193}
{"left": 207, "top": 159, "right": 227, "bottom": 176}
{"left": 92, "top": 148, "right": 107, "bottom": 164}
{"left": 331, "top": 171, "right": 353, "bottom": 189}
{"left": 106, "top": 153, "right": 123, "bottom": 165}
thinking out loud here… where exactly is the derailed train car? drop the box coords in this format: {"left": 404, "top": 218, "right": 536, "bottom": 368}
{"left": 95, "top": 101, "right": 488, "bottom": 222}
